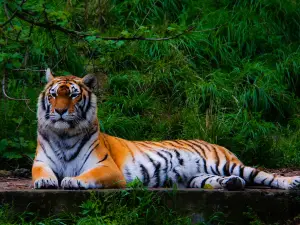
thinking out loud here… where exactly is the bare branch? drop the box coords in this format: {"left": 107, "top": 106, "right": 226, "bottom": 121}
{"left": 25, "top": 98, "right": 36, "bottom": 113}
{"left": 2, "top": 68, "right": 36, "bottom": 113}
{"left": 2, "top": 69, "right": 29, "bottom": 101}
{"left": 9, "top": 8, "right": 208, "bottom": 41}
{"left": 12, "top": 68, "right": 46, "bottom": 72}
{"left": 0, "top": 0, "right": 27, "bottom": 28}
{"left": 3, "top": 4, "right": 14, "bottom": 28}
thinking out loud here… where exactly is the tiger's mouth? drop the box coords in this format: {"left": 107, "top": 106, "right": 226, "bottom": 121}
{"left": 49, "top": 112, "right": 77, "bottom": 122}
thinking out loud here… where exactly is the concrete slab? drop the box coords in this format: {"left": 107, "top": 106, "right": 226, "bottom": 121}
{"left": 1, "top": 188, "right": 300, "bottom": 224}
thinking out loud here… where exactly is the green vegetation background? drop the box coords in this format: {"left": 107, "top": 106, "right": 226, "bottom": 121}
{"left": 1, "top": 0, "right": 300, "bottom": 169}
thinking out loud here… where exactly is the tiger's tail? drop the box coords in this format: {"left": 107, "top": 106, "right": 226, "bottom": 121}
{"left": 230, "top": 163, "right": 300, "bottom": 190}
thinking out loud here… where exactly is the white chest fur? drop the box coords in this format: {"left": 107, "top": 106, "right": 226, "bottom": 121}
{"left": 36, "top": 129, "right": 100, "bottom": 180}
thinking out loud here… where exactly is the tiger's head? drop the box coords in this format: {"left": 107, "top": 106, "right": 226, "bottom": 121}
{"left": 38, "top": 68, "right": 98, "bottom": 132}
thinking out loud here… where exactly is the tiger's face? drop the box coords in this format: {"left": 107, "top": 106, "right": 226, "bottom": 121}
{"left": 38, "top": 69, "right": 97, "bottom": 132}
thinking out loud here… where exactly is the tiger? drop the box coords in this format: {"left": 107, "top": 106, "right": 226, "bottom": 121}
{"left": 32, "top": 68, "right": 300, "bottom": 190}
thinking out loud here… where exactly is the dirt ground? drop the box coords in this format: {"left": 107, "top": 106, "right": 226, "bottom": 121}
{"left": 0, "top": 168, "right": 299, "bottom": 190}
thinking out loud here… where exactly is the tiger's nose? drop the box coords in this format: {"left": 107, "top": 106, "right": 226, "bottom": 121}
{"left": 55, "top": 108, "right": 68, "bottom": 115}
{"left": 57, "top": 85, "right": 70, "bottom": 96}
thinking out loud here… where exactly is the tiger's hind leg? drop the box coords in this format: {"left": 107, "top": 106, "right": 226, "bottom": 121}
{"left": 187, "top": 173, "right": 246, "bottom": 190}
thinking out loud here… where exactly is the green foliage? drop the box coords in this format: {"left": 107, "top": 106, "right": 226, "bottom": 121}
{"left": 0, "top": 188, "right": 193, "bottom": 225}
{"left": 1, "top": 0, "right": 300, "bottom": 168}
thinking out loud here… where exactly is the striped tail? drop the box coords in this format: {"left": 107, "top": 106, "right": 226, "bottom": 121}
{"left": 230, "top": 163, "right": 300, "bottom": 190}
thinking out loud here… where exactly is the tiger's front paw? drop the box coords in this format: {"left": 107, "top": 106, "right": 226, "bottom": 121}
{"left": 61, "top": 177, "right": 88, "bottom": 190}
{"left": 34, "top": 177, "right": 59, "bottom": 189}
{"left": 61, "top": 177, "right": 102, "bottom": 190}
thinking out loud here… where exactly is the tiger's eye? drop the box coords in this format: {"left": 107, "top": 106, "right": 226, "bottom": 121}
{"left": 70, "top": 93, "right": 79, "bottom": 98}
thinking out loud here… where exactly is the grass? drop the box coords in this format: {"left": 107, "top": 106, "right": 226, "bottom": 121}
{"left": 1, "top": 0, "right": 300, "bottom": 169}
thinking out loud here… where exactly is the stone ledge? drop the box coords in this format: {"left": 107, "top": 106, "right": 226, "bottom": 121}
{"left": 1, "top": 189, "right": 300, "bottom": 224}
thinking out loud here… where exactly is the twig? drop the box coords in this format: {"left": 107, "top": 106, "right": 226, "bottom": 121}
{"left": 12, "top": 68, "right": 46, "bottom": 72}
{"left": 3, "top": 4, "right": 14, "bottom": 28}
{"left": 52, "top": 56, "right": 64, "bottom": 70}
{"left": 0, "top": 0, "right": 27, "bottom": 27}
{"left": 2, "top": 69, "right": 36, "bottom": 113}
{"left": 25, "top": 98, "right": 36, "bottom": 113}
{"left": 2, "top": 69, "right": 29, "bottom": 101}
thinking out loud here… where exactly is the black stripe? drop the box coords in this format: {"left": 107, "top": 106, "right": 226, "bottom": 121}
{"left": 39, "top": 142, "right": 56, "bottom": 166}
{"left": 157, "top": 152, "right": 169, "bottom": 185}
{"left": 96, "top": 153, "right": 108, "bottom": 164}
{"left": 173, "top": 140, "right": 190, "bottom": 150}
{"left": 200, "top": 142, "right": 212, "bottom": 152}
{"left": 88, "top": 139, "right": 99, "bottom": 152}
{"left": 145, "top": 141, "right": 166, "bottom": 148}
{"left": 188, "top": 140, "right": 207, "bottom": 159}
{"left": 268, "top": 176, "right": 275, "bottom": 186}
{"left": 45, "top": 97, "right": 50, "bottom": 120}
{"left": 239, "top": 166, "right": 244, "bottom": 178}
{"left": 145, "top": 153, "right": 161, "bottom": 187}
{"left": 140, "top": 164, "right": 150, "bottom": 186}
{"left": 210, "top": 166, "right": 218, "bottom": 175}
{"left": 173, "top": 168, "right": 182, "bottom": 183}
{"left": 164, "top": 141, "right": 178, "bottom": 148}
{"left": 67, "top": 127, "right": 98, "bottom": 161}
{"left": 121, "top": 140, "right": 135, "bottom": 162}
{"left": 202, "top": 158, "right": 208, "bottom": 174}
{"left": 160, "top": 150, "right": 173, "bottom": 169}
{"left": 200, "top": 177, "right": 210, "bottom": 188}
{"left": 81, "top": 94, "right": 88, "bottom": 119}
{"left": 222, "top": 162, "right": 230, "bottom": 176}
{"left": 85, "top": 91, "right": 92, "bottom": 111}
{"left": 187, "top": 176, "right": 198, "bottom": 188}
{"left": 174, "top": 149, "right": 184, "bottom": 166}
{"left": 79, "top": 94, "right": 85, "bottom": 111}
{"left": 230, "top": 163, "right": 237, "bottom": 174}
{"left": 136, "top": 142, "right": 152, "bottom": 149}
{"left": 124, "top": 166, "right": 132, "bottom": 181}
{"left": 261, "top": 178, "right": 267, "bottom": 185}
{"left": 180, "top": 140, "right": 203, "bottom": 158}
{"left": 54, "top": 171, "right": 60, "bottom": 182}
{"left": 213, "top": 146, "right": 220, "bottom": 175}
{"left": 41, "top": 92, "right": 46, "bottom": 110}
{"left": 78, "top": 142, "right": 100, "bottom": 173}
{"left": 249, "top": 169, "right": 259, "bottom": 184}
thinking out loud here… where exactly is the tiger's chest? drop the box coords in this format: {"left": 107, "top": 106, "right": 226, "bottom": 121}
{"left": 38, "top": 135, "right": 99, "bottom": 180}
{"left": 44, "top": 147, "right": 85, "bottom": 179}
{"left": 41, "top": 142, "right": 97, "bottom": 180}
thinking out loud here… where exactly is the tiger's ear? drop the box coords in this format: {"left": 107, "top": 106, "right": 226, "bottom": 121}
{"left": 82, "top": 74, "right": 97, "bottom": 90}
{"left": 46, "top": 68, "right": 54, "bottom": 82}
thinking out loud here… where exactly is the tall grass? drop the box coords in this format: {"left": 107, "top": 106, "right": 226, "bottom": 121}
{"left": 1, "top": 0, "right": 300, "bottom": 168}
